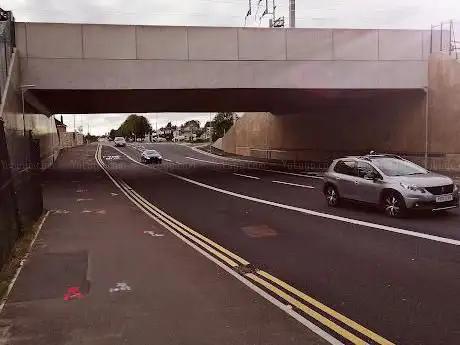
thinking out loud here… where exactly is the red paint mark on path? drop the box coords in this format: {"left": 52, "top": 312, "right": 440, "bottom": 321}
{"left": 64, "top": 287, "right": 83, "bottom": 301}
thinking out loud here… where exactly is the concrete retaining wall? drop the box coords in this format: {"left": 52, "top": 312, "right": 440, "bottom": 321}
{"left": 0, "top": 50, "right": 60, "bottom": 171}
{"left": 222, "top": 91, "right": 428, "bottom": 167}
{"left": 59, "top": 132, "right": 84, "bottom": 149}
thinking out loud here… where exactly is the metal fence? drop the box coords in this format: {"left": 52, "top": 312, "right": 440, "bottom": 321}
{"left": 0, "top": 8, "right": 15, "bottom": 100}
{"left": 0, "top": 123, "right": 43, "bottom": 267}
{"left": 430, "top": 20, "right": 460, "bottom": 59}
{"left": 0, "top": 119, "right": 20, "bottom": 266}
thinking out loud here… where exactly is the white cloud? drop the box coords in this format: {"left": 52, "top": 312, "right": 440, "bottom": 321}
{"left": 3, "top": 0, "right": 460, "bottom": 28}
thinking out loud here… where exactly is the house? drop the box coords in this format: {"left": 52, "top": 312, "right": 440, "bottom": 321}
{"left": 55, "top": 115, "right": 67, "bottom": 134}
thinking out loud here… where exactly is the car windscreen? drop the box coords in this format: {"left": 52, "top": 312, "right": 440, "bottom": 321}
{"left": 371, "top": 158, "right": 427, "bottom": 176}
{"left": 145, "top": 150, "right": 159, "bottom": 155}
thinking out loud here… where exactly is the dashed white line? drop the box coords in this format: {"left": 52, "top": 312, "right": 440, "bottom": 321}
{"left": 164, "top": 158, "right": 172, "bottom": 162}
{"left": 185, "top": 156, "right": 323, "bottom": 179}
{"left": 233, "top": 173, "right": 260, "bottom": 180}
{"left": 109, "top": 145, "right": 460, "bottom": 247}
{"left": 272, "top": 180, "right": 315, "bottom": 189}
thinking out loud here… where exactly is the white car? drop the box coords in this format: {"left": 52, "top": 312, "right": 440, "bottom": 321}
{"left": 114, "top": 137, "right": 126, "bottom": 147}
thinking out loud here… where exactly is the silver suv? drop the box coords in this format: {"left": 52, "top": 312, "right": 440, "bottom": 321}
{"left": 323, "top": 154, "right": 459, "bottom": 217}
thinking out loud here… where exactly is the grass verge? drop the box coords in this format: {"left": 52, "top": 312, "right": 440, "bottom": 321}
{"left": 0, "top": 211, "right": 49, "bottom": 306}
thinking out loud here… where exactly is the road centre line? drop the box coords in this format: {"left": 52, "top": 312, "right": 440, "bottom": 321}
{"left": 233, "top": 173, "right": 260, "bottom": 180}
{"left": 95, "top": 145, "right": 343, "bottom": 345}
{"left": 190, "top": 146, "right": 325, "bottom": 177}
{"left": 185, "top": 156, "right": 323, "bottom": 179}
{"left": 272, "top": 180, "right": 315, "bottom": 189}
{"left": 108, "top": 144, "right": 460, "bottom": 247}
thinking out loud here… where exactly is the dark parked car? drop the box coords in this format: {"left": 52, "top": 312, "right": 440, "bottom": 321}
{"left": 141, "top": 150, "right": 162, "bottom": 164}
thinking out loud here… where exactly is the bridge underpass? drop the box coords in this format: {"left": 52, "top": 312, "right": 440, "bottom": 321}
{"left": 3, "top": 17, "right": 460, "bottom": 345}
{"left": 26, "top": 88, "right": 422, "bottom": 114}
{"left": 16, "top": 22, "right": 443, "bottom": 167}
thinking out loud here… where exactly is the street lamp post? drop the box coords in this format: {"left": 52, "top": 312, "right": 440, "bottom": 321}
{"left": 209, "top": 112, "right": 213, "bottom": 153}
{"left": 18, "top": 84, "right": 36, "bottom": 136}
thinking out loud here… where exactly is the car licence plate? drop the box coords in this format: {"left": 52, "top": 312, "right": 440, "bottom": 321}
{"left": 436, "top": 194, "right": 453, "bottom": 203}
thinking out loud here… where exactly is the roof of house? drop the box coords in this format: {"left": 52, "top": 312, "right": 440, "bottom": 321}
{"left": 55, "top": 118, "right": 66, "bottom": 127}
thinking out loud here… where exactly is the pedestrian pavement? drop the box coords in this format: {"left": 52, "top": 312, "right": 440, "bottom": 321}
{"left": 0, "top": 145, "right": 327, "bottom": 345}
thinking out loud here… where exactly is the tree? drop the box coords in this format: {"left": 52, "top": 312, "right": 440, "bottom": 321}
{"left": 109, "top": 129, "right": 117, "bottom": 140}
{"left": 117, "top": 114, "right": 152, "bottom": 141}
{"left": 211, "top": 112, "right": 236, "bottom": 141}
{"left": 183, "top": 120, "right": 200, "bottom": 130}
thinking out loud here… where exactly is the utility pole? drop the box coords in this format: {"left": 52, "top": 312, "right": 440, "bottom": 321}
{"left": 289, "top": 0, "right": 295, "bottom": 28}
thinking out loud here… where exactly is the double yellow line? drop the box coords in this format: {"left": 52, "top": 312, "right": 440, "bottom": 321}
{"left": 95, "top": 145, "right": 394, "bottom": 345}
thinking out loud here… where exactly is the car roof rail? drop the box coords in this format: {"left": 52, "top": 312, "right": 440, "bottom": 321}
{"left": 362, "top": 153, "right": 405, "bottom": 160}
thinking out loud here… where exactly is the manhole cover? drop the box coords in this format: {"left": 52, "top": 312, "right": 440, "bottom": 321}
{"left": 241, "top": 225, "right": 277, "bottom": 238}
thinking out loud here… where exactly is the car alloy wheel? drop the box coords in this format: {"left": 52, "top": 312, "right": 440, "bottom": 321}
{"left": 384, "top": 193, "right": 404, "bottom": 217}
{"left": 326, "top": 186, "right": 339, "bottom": 206}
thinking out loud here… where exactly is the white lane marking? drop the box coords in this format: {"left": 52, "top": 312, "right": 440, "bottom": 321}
{"left": 164, "top": 158, "right": 172, "bottom": 162}
{"left": 95, "top": 146, "right": 341, "bottom": 345}
{"left": 185, "top": 156, "right": 323, "bottom": 180}
{"left": 144, "top": 230, "right": 165, "bottom": 237}
{"left": 76, "top": 198, "right": 93, "bottom": 202}
{"left": 172, "top": 174, "right": 460, "bottom": 247}
{"left": 233, "top": 173, "right": 260, "bottom": 180}
{"left": 0, "top": 211, "right": 50, "bottom": 315}
{"left": 109, "top": 282, "right": 131, "bottom": 293}
{"left": 272, "top": 180, "right": 315, "bottom": 189}
{"left": 51, "top": 209, "right": 70, "bottom": 214}
{"left": 191, "top": 146, "right": 325, "bottom": 177}
{"left": 109, "top": 145, "right": 460, "bottom": 247}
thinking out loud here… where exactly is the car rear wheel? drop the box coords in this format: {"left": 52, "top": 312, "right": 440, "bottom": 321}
{"left": 382, "top": 191, "right": 406, "bottom": 218}
{"left": 325, "top": 185, "right": 340, "bottom": 207}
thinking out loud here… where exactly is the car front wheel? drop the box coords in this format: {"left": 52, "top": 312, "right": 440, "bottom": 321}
{"left": 325, "top": 185, "right": 340, "bottom": 207}
{"left": 382, "top": 191, "right": 406, "bottom": 218}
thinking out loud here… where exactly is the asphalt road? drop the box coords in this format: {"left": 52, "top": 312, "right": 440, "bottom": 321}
{"left": 101, "top": 142, "right": 460, "bottom": 345}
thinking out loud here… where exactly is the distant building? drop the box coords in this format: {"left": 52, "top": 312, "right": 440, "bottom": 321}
{"left": 55, "top": 115, "right": 67, "bottom": 134}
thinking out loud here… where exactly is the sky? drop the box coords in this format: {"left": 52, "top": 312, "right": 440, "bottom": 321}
{"left": 3, "top": 0, "right": 460, "bottom": 134}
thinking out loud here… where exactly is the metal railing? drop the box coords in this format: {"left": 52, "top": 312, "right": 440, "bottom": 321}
{"left": 0, "top": 7, "right": 15, "bottom": 101}
{"left": 430, "top": 20, "right": 460, "bottom": 59}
